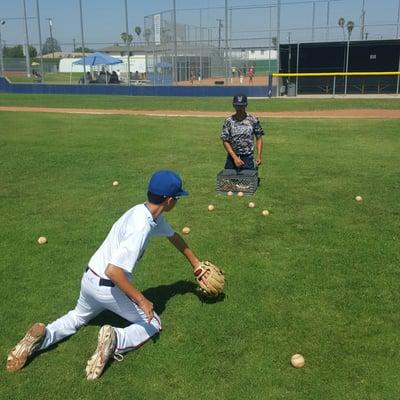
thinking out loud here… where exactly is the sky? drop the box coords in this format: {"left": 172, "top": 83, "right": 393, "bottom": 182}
{"left": 1, "top": 0, "right": 399, "bottom": 50}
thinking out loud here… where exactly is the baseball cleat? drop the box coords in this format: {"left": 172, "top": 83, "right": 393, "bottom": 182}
{"left": 6, "top": 322, "right": 46, "bottom": 372}
{"left": 85, "top": 325, "right": 116, "bottom": 380}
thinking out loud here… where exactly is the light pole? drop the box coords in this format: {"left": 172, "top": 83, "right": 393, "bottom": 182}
{"left": 199, "top": 8, "right": 203, "bottom": 80}
{"left": 397, "top": 0, "right": 400, "bottom": 39}
{"left": 326, "top": 0, "right": 331, "bottom": 41}
{"left": 311, "top": 1, "right": 316, "bottom": 42}
{"left": 338, "top": 17, "right": 346, "bottom": 95}
{"left": 23, "top": 0, "right": 31, "bottom": 77}
{"left": 172, "top": 0, "right": 177, "bottom": 83}
{"left": 35, "top": 0, "right": 44, "bottom": 80}
{"left": 288, "top": 32, "right": 291, "bottom": 75}
{"left": 344, "top": 21, "right": 354, "bottom": 94}
{"left": 276, "top": 0, "right": 281, "bottom": 97}
{"left": 124, "top": 0, "right": 131, "bottom": 86}
{"left": 0, "top": 20, "right": 5, "bottom": 77}
{"left": 46, "top": 18, "right": 54, "bottom": 58}
{"left": 216, "top": 18, "right": 223, "bottom": 51}
{"left": 78, "top": 0, "right": 87, "bottom": 83}
{"left": 268, "top": 0, "right": 272, "bottom": 76}
{"left": 360, "top": 0, "right": 366, "bottom": 40}
{"left": 224, "top": 0, "right": 228, "bottom": 83}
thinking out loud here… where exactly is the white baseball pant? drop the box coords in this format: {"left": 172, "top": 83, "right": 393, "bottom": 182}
{"left": 39, "top": 268, "right": 161, "bottom": 354}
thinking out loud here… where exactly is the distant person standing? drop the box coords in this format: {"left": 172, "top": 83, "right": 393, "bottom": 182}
{"left": 190, "top": 71, "right": 196, "bottom": 84}
{"left": 238, "top": 68, "right": 244, "bottom": 84}
{"left": 220, "top": 94, "right": 264, "bottom": 171}
{"left": 231, "top": 66, "right": 236, "bottom": 83}
{"left": 247, "top": 67, "right": 254, "bottom": 84}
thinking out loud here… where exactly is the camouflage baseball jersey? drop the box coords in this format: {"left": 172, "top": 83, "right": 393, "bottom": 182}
{"left": 220, "top": 114, "right": 264, "bottom": 155}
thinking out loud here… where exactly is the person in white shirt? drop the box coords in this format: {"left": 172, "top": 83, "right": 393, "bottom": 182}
{"left": 7, "top": 170, "right": 202, "bottom": 380}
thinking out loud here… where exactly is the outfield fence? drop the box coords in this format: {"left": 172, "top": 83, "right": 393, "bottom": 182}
{"left": 2, "top": 0, "right": 400, "bottom": 87}
{"left": 0, "top": 76, "right": 271, "bottom": 97}
{"left": 273, "top": 71, "right": 400, "bottom": 96}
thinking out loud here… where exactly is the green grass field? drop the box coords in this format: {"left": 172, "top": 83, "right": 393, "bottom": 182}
{"left": 8, "top": 72, "right": 83, "bottom": 84}
{"left": 0, "top": 96, "right": 399, "bottom": 399}
{"left": 1, "top": 92, "right": 400, "bottom": 112}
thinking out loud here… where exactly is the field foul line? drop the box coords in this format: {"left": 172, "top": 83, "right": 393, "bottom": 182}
{"left": 1, "top": 106, "right": 400, "bottom": 119}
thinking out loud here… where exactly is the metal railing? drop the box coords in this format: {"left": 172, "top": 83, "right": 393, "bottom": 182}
{"left": 273, "top": 71, "right": 400, "bottom": 96}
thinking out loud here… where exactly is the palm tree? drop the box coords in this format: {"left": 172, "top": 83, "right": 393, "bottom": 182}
{"left": 346, "top": 21, "right": 355, "bottom": 40}
{"left": 338, "top": 18, "right": 345, "bottom": 40}
{"left": 120, "top": 32, "right": 133, "bottom": 45}
{"left": 120, "top": 32, "right": 128, "bottom": 44}
{"left": 134, "top": 26, "right": 142, "bottom": 43}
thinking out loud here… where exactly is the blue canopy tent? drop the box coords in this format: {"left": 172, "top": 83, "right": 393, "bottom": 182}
{"left": 73, "top": 52, "right": 123, "bottom": 66}
{"left": 72, "top": 52, "right": 123, "bottom": 84}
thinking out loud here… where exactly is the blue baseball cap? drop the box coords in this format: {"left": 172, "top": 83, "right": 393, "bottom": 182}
{"left": 148, "top": 170, "right": 189, "bottom": 197}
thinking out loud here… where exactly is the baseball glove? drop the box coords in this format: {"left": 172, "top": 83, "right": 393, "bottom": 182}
{"left": 194, "top": 261, "right": 225, "bottom": 297}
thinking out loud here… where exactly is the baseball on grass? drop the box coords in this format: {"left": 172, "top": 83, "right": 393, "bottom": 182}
{"left": 227, "top": 191, "right": 233, "bottom": 196}
{"left": 291, "top": 354, "right": 305, "bottom": 368}
{"left": 208, "top": 204, "right": 215, "bottom": 211}
{"left": 248, "top": 202, "right": 255, "bottom": 208}
{"left": 112, "top": 180, "right": 119, "bottom": 187}
{"left": 37, "top": 236, "right": 48, "bottom": 245}
{"left": 262, "top": 209, "right": 270, "bottom": 216}
{"left": 237, "top": 191, "right": 244, "bottom": 197}
{"left": 355, "top": 195, "right": 363, "bottom": 202}
{"left": 182, "top": 226, "right": 191, "bottom": 234}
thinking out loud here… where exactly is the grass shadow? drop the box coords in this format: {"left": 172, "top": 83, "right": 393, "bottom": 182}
{"left": 88, "top": 279, "right": 199, "bottom": 327}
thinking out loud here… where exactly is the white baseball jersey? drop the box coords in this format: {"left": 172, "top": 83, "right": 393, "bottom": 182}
{"left": 39, "top": 203, "right": 172, "bottom": 355}
{"left": 88, "top": 203, "right": 174, "bottom": 279}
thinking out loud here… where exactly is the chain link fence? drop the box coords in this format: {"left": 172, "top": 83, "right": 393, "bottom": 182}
{"left": 1, "top": 0, "right": 399, "bottom": 88}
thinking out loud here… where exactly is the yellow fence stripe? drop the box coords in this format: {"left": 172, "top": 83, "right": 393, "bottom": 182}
{"left": 273, "top": 72, "right": 400, "bottom": 77}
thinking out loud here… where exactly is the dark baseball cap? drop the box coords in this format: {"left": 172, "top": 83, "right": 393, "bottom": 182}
{"left": 148, "top": 170, "right": 189, "bottom": 197}
{"left": 232, "top": 94, "right": 248, "bottom": 107}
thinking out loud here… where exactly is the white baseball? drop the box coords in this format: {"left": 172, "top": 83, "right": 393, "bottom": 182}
{"left": 237, "top": 191, "right": 244, "bottom": 197}
{"left": 355, "top": 195, "right": 363, "bottom": 202}
{"left": 248, "top": 202, "right": 255, "bottom": 208}
{"left": 208, "top": 204, "right": 215, "bottom": 211}
{"left": 37, "top": 236, "right": 48, "bottom": 245}
{"left": 227, "top": 191, "right": 233, "bottom": 196}
{"left": 112, "top": 181, "right": 119, "bottom": 187}
{"left": 291, "top": 354, "right": 305, "bottom": 368}
{"left": 182, "top": 226, "right": 191, "bottom": 234}
{"left": 262, "top": 209, "right": 270, "bottom": 216}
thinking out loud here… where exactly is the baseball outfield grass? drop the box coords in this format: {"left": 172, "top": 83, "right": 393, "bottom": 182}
{"left": 0, "top": 104, "right": 399, "bottom": 400}
{"left": 1, "top": 92, "right": 400, "bottom": 111}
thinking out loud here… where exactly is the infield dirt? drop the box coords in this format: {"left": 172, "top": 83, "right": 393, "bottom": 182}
{"left": 1, "top": 106, "right": 400, "bottom": 119}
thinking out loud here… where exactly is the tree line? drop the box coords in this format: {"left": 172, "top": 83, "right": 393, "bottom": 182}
{"left": 3, "top": 37, "right": 62, "bottom": 58}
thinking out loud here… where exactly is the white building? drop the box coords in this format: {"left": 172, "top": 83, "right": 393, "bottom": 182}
{"left": 230, "top": 48, "right": 277, "bottom": 61}
{"left": 59, "top": 54, "right": 146, "bottom": 74}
